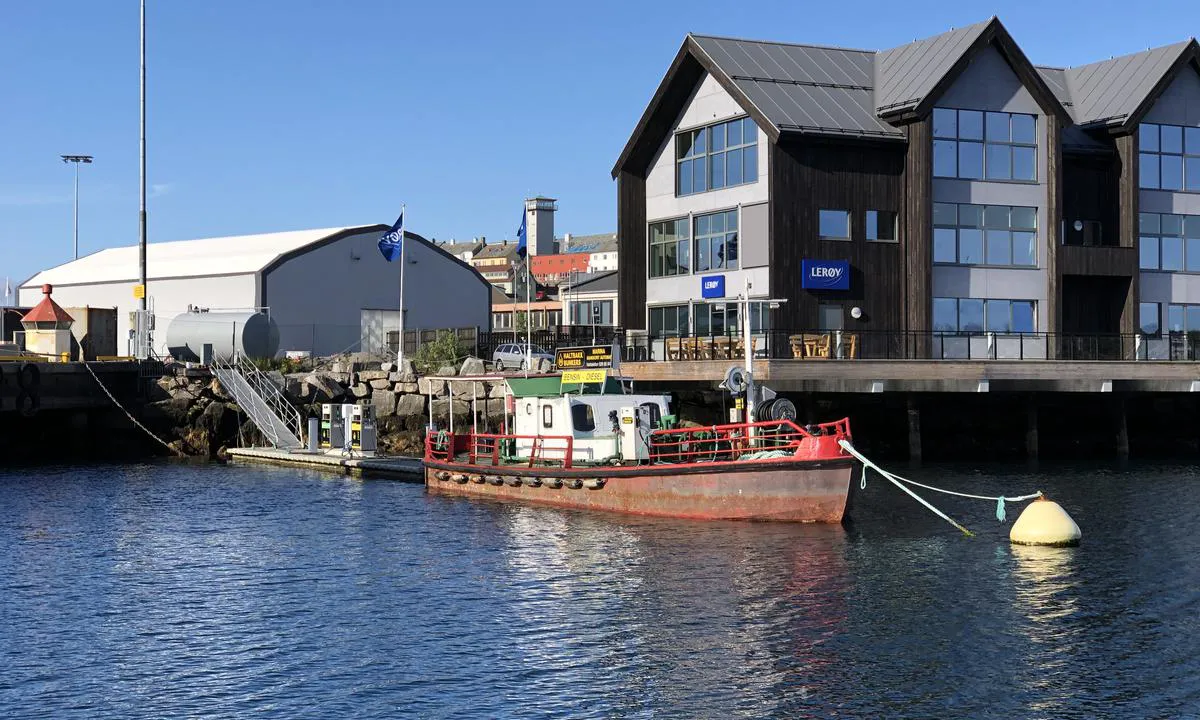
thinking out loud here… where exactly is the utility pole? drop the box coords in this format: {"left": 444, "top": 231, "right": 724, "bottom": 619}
{"left": 61, "top": 155, "right": 93, "bottom": 260}
{"left": 138, "top": 0, "right": 148, "bottom": 345}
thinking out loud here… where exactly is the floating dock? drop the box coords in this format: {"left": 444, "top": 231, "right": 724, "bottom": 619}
{"left": 225, "top": 447, "right": 423, "bottom": 480}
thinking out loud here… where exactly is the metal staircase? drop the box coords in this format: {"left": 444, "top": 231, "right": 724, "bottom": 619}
{"left": 211, "top": 354, "right": 304, "bottom": 449}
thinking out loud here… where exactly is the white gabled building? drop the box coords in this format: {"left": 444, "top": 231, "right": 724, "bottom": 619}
{"left": 18, "top": 225, "right": 491, "bottom": 357}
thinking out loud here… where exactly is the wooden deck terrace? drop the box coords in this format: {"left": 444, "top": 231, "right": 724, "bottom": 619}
{"left": 622, "top": 359, "right": 1200, "bottom": 393}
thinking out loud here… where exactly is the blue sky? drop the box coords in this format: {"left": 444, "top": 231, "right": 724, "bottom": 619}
{"left": 0, "top": 0, "right": 1194, "bottom": 294}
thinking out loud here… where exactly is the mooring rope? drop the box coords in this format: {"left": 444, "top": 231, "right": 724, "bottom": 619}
{"left": 82, "top": 360, "right": 186, "bottom": 457}
{"left": 839, "top": 440, "right": 1043, "bottom": 534}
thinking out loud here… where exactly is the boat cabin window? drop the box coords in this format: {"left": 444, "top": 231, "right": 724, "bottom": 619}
{"left": 542, "top": 405, "right": 554, "bottom": 428}
{"left": 572, "top": 403, "right": 596, "bottom": 432}
{"left": 640, "top": 402, "right": 661, "bottom": 429}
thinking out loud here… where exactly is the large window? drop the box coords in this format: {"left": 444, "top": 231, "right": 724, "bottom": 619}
{"left": 1139, "top": 123, "right": 1200, "bottom": 191}
{"left": 1139, "top": 212, "right": 1200, "bottom": 271}
{"left": 692, "top": 301, "right": 770, "bottom": 335}
{"left": 1167, "top": 304, "right": 1200, "bottom": 333}
{"left": 570, "top": 300, "right": 613, "bottom": 326}
{"left": 649, "top": 305, "right": 689, "bottom": 336}
{"left": 676, "top": 116, "right": 758, "bottom": 196}
{"left": 1140, "top": 302, "right": 1161, "bottom": 335}
{"left": 694, "top": 209, "right": 739, "bottom": 272}
{"left": 933, "top": 203, "right": 1037, "bottom": 266}
{"left": 649, "top": 218, "right": 689, "bottom": 278}
{"left": 819, "top": 209, "right": 850, "bottom": 240}
{"left": 933, "top": 108, "right": 1037, "bottom": 182}
{"left": 933, "top": 297, "right": 1036, "bottom": 333}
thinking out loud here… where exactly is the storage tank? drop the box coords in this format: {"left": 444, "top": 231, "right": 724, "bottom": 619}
{"left": 166, "top": 311, "right": 280, "bottom": 362}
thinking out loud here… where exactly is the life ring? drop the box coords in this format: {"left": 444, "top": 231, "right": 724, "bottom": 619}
{"left": 18, "top": 362, "right": 40, "bottom": 391}
{"left": 16, "top": 391, "right": 39, "bottom": 417}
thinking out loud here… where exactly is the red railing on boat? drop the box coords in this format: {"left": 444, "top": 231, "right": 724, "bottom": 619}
{"left": 646, "top": 418, "right": 851, "bottom": 464}
{"left": 425, "top": 431, "right": 575, "bottom": 469}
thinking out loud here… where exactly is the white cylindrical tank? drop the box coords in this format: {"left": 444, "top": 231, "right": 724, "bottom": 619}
{"left": 166, "top": 311, "right": 280, "bottom": 362}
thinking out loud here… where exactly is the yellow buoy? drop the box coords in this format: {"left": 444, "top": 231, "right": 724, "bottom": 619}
{"left": 1009, "top": 497, "right": 1081, "bottom": 547}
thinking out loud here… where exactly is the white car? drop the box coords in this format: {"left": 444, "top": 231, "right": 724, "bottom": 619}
{"left": 492, "top": 343, "right": 554, "bottom": 371}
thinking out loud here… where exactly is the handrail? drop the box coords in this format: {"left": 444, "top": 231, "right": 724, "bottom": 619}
{"left": 427, "top": 431, "right": 575, "bottom": 468}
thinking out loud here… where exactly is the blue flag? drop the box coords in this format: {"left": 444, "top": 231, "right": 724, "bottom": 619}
{"left": 378, "top": 211, "right": 404, "bottom": 262}
{"left": 516, "top": 210, "right": 527, "bottom": 258}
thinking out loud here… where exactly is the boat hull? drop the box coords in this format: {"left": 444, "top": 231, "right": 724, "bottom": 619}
{"left": 423, "top": 458, "right": 854, "bottom": 522}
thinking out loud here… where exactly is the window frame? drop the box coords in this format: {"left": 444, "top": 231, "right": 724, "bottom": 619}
{"left": 866, "top": 210, "right": 899, "bottom": 242}
{"left": 818, "top": 209, "right": 851, "bottom": 241}
{"left": 933, "top": 202, "right": 1038, "bottom": 268}
{"left": 693, "top": 208, "right": 740, "bottom": 272}
{"left": 675, "top": 116, "right": 759, "bottom": 197}
{"left": 1140, "top": 302, "right": 1161, "bottom": 336}
{"left": 932, "top": 297, "right": 1038, "bottom": 334}
{"left": 933, "top": 108, "right": 1039, "bottom": 183}
{"left": 648, "top": 304, "right": 690, "bottom": 337}
{"left": 648, "top": 216, "right": 690, "bottom": 279}
{"left": 1139, "top": 123, "right": 1200, "bottom": 192}
{"left": 1139, "top": 212, "right": 1200, "bottom": 272}
{"left": 571, "top": 403, "right": 596, "bottom": 432}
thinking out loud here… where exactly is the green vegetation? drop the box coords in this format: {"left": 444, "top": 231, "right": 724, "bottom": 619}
{"left": 413, "top": 330, "right": 465, "bottom": 373}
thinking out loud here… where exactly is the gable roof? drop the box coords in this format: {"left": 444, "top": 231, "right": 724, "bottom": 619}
{"left": 473, "top": 243, "right": 519, "bottom": 261}
{"left": 875, "top": 18, "right": 1070, "bottom": 122}
{"left": 1066, "top": 40, "right": 1200, "bottom": 129}
{"left": 22, "top": 226, "right": 379, "bottom": 287}
{"left": 570, "top": 271, "right": 618, "bottom": 293}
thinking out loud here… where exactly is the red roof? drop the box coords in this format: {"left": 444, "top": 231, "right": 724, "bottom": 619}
{"left": 21, "top": 284, "right": 74, "bottom": 324}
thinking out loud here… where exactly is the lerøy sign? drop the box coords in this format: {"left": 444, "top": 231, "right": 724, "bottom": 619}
{"left": 801, "top": 260, "right": 850, "bottom": 291}
{"left": 700, "top": 274, "right": 725, "bottom": 299}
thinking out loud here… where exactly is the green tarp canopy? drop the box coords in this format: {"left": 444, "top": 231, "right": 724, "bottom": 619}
{"left": 506, "top": 375, "right": 624, "bottom": 398}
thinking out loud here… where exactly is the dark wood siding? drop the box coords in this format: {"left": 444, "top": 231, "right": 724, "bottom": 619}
{"left": 903, "top": 118, "right": 932, "bottom": 335}
{"left": 768, "top": 137, "right": 906, "bottom": 333}
{"left": 617, "top": 171, "right": 647, "bottom": 329}
{"left": 1116, "top": 132, "right": 1140, "bottom": 336}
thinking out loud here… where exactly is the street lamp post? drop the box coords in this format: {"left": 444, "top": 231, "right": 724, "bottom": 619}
{"left": 61, "top": 155, "right": 93, "bottom": 260}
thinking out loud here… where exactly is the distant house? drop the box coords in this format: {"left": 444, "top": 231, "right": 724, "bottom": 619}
{"left": 563, "top": 271, "right": 618, "bottom": 328}
{"left": 471, "top": 241, "right": 521, "bottom": 293}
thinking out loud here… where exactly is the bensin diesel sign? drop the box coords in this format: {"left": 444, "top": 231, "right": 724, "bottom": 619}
{"left": 801, "top": 260, "right": 850, "bottom": 290}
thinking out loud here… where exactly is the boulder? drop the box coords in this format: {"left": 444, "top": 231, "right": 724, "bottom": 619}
{"left": 436, "top": 365, "right": 458, "bottom": 377}
{"left": 303, "top": 372, "right": 344, "bottom": 404}
{"left": 487, "top": 381, "right": 507, "bottom": 399}
{"left": 358, "top": 370, "right": 388, "bottom": 381}
{"left": 283, "top": 373, "right": 307, "bottom": 400}
{"left": 430, "top": 397, "right": 470, "bottom": 419}
{"left": 143, "top": 398, "right": 192, "bottom": 427}
{"left": 459, "top": 357, "right": 486, "bottom": 377}
{"left": 369, "top": 378, "right": 392, "bottom": 390}
{"left": 395, "top": 393, "right": 426, "bottom": 417}
{"left": 483, "top": 398, "right": 507, "bottom": 418}
{"left": 417, "top": 377, "right": 445, "bottom": 397}
{"left": 208, "top": 377, "right": 232, "bottom": 401}
{"left": 393, "top": 382, "right": 419, "bottom": 394}
{"left": 351, "top": 383, "right": 371, "bottom": 399}
{"left": 265, "top": 370, "right": 285, "bottom": 390}
{"left": 394, "top": 359, "right": 416, "bottom": 383}
{"left": 452, "top": 381, "right": 488, "bottom": 399}
{"left": 536, "top": 358, "right": 554, "bottom": 373}
{"left": 372, "top": 390, "right": 397, "bottom": 417}
{"left": 380, "top": 361, "right": 396, "bottom": 373}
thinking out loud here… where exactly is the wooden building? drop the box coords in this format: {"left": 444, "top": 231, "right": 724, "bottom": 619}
{"left": 613, "top": 17, "right": 1200, "bottom": 360}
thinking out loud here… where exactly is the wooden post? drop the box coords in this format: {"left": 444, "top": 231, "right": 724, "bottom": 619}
{"left": 907, "top": 395, "right": 922, "bottom": 463}
{"left": 1026, "top": 397, "right": 1039, "bottom": 460}
{"left": 1116, "top": 397, "right": 1130, "bottom": 459}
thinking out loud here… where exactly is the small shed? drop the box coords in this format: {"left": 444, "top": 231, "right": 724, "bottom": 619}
{"left": 21, "top": 284, "right": 74, "bottom": 360}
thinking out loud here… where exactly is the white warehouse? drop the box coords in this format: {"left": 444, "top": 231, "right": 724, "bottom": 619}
{"left": 18, "top": 225, "right": 492, "bottom": 357}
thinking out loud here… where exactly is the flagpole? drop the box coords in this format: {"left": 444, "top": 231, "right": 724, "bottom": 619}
{"left": 397, "top": 203, "right": 407, "bottom": 367}
{"left": 525, "top": 255, "right": 532, "bottom": 376}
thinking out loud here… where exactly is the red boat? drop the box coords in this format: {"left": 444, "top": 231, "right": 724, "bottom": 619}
{"left": 423, "top": 376, "right": 855, "bottom": 522}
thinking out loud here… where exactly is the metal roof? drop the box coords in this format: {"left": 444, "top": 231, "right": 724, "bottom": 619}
{"left": 570, "top": 271, "right": 618, "bottom": 293}
{"left": 473, "top": 243, "right": 520, "bottom": 260}
{"left": 1066, "top": 41, "right": 1195, "bottom": 127}
{"left": 21, "top": 226, "right": 378, "bottom": 288}
{"left": 875, "top": 21, "right": 992, "bottom": 115}
{"left": 561, "top": 233, "right": 618, "bottom": 255}
{"left": 691, "top": 35, "right": 902, "bottom": 138}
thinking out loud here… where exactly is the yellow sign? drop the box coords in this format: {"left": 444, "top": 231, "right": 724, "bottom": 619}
{"left": 555, "top": 345, "right": 614, "bottom": 370}
{"left": 133, "top": 284, "right": 145, "bottom": 299}
{"left": 735, "top": 397, "right": 745, "bottom": 409}
{"left": 561, "top": 369, "right": 607, "bottom": 384}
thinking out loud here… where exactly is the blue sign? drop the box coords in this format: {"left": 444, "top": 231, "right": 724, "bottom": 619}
{"left": 801, "top": 260, "right": 850, "bottom": 290}
{"left": 700, "top": 274, "right": 726, "bottom": 299}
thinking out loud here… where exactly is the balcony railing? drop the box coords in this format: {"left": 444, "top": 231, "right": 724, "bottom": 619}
{"left": 617, "top": 330, "right": 1200, "bottom": 363}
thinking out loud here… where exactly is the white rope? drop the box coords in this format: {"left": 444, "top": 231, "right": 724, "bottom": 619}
{"left": 840, "top": 440, "right": 1044, "bottom": 533}
{"left": 82, "top": 360, "right": 187, "bottom": 457}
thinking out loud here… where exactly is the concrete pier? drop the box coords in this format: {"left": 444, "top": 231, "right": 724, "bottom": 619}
{"left": 226, "top": 447, "right": 423, "bottom": 480}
